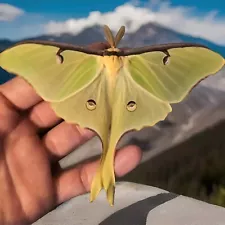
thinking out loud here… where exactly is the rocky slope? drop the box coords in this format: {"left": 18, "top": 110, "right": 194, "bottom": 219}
{"left": 122, "top": 118, "right": 225, "bottom": 207}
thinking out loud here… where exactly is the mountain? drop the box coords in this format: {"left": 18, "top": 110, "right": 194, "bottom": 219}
{"left": 1, "top": 22, "right": 225, "bottom": 54}
{"left": 20, "top": 23, "right": 225, "bottom": 57}
{"left": 0, "top": 39, "right": 13, "bottom": 52}
{"left": 0, "top": 22, "right": 225, "bottom": 85}
{"left": 0, "top": 39, "right": 15, "bottom": 83}
{"left": 22, "top": 23, "right": 225, "bottom": 57}
{"left": 122, "top": 23, "right": 225, "bottom": 57}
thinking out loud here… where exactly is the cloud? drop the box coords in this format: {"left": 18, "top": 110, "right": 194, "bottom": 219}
{"left": 44, "top": 1, "right": 225, "bottom": 46}
{"left": 0, "top": 3, "right": 24, "bottom": 21}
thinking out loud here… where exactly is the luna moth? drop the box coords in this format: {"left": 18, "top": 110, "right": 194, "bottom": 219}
{"left": 0, "top": 25, "right": 224, "bottom": 206}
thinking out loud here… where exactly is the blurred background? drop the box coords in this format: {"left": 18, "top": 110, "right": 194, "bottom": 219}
{"left": 0, "top": 0, "right": 225, "bottom": 207}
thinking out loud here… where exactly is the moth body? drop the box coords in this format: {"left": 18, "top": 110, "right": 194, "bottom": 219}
{"left": 100, "top": 50, "right": 125, "bottom": 106}
{"left": 101, "top": 55, "right": 124, "bottom": 76}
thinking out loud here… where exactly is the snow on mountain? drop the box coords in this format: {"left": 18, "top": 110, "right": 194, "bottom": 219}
{"left": 44, "top": 3, "right": 225, "bottom": 46}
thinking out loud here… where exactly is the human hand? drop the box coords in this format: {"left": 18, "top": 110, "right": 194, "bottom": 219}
{"left": 0, "top": 43, "right": 142, "bottom": 225}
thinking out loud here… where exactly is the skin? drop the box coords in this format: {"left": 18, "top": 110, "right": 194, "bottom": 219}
{"left": 0, "top": 42, "right": 142, "bottom": 225}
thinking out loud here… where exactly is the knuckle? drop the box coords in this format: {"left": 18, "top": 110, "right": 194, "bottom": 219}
{"left": 0, "top": 93, "right": 20, "bottom": 136}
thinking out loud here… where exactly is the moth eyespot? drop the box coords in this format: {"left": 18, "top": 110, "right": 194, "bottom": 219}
{"left": 127, "top": 101, "right": 137, "bottom": 112}
{"left": 163, "top": 55, "right": 170, "bottom": 65}
{"left": 56, "top": 54, "right": 64, "bottom": 64}
{"left": 86, "top": 99, "right": 96, "bottom": 111}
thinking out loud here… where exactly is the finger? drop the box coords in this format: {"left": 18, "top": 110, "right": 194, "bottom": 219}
{"left": 0, "top": 93, "right": 20, "bottom": 135}
{"left": 0, "top": 77, "right": 42, "bottom": 110}
{"left": 54, "top": 145, "right": 142, "bottom": 205}
{"left": 43, "top": 122, "right": 95, "bottom": 161}
{"left": 29, "top": 101, "right": 62, "bottom": 129}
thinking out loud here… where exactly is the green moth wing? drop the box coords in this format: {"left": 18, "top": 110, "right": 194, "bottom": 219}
{"left": 0, "top": 43, "right": 102, "bottom": 101}
{"left": 127, "top": 47, "right": 224, "bottom": 103}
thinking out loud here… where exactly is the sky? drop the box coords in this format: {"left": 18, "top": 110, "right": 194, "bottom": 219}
{"left": 0, "top": 0, "right": 225, "bottom": 46}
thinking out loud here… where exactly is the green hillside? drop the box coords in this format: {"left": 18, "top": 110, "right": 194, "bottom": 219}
{"left": 122, "top": 120, "right": 225, "bottom": 207}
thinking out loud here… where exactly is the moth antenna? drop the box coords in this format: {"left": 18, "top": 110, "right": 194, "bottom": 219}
{"left": 115, "top": 26, "right": 125, "bottom": 47}
{"left": 103, "top": 25, "right": 115, "bottom": 48}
